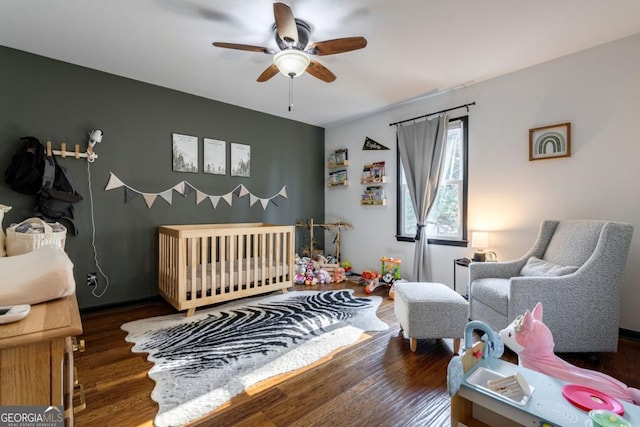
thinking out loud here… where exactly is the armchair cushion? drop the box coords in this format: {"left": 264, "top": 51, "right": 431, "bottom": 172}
{"left": 519, "top": 256, "right": 578, "bottom": 277}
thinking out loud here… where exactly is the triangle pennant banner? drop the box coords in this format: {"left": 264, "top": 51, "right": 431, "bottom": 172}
{"left": 362, "top": 136, "right": 390, "bottom": 150}
{"left": 104, "top": 174, "right": 287, "bottom": 210}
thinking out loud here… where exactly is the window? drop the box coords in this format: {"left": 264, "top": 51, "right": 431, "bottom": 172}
{"left": 396, "top": 116, "right": 468, "bottom": 245}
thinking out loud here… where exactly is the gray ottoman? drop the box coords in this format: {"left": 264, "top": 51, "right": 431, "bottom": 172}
{"left": 394, "top": 282, "right": 469, "bottom": 353}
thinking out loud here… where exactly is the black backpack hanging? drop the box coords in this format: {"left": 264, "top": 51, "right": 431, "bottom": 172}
{"left": 4, "top": 136, "right": 46, "bottom": 195}
{"left": 34, "top": 154, "right": 83, "bottom": 235}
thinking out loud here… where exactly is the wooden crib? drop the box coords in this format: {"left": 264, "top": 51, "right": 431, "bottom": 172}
{"left": 158, "top": 223, "right": 295, "bottom": 316}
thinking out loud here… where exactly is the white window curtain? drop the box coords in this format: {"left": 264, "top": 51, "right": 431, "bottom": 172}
{"left": 397, "top": 114, "right": 449, "bottom": 281}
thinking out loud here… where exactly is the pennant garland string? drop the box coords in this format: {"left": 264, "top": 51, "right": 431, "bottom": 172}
{"left": 104, "top": 172, "right": 287, "bottom": 210}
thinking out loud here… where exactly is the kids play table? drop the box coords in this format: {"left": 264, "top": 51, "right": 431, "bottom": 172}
{"left": 451, "top": 357, "right": 640, "bottom": 426}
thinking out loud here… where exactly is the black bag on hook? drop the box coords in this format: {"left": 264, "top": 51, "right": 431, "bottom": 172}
{"left": 34, "top": 154, "right": 83, "bottom": 235}
{"left": 4, "top": 136, "right": 46, "bottom": 195}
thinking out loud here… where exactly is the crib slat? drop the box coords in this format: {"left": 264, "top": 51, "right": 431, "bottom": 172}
{"left": 220, "top": 235, "right": 226, "bottom": 296}
{"left": 200, "top": 236, "right": 209, "bottom": 297}
{"left": 275, "top": 231, "right": 281, "bottom": 284}
{"left": 260, "top": 232, "right": 267, "bottom": 288}
{"left": 188, "top": 238, "right": 197, "bottom": 301}
{"left": 212, "top": 236, "right": 218, "bottom": 295}
{"left": 252, "top": 234, "right": 258, "bottom": 288}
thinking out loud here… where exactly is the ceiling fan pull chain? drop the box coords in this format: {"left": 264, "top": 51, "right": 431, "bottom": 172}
{"left": 288, "top": 75, "right": 294, "bottom": 112}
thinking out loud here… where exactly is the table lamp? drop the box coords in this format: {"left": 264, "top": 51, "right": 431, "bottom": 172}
{"left": 472, "top": 231, "right": 489, "bottom": 262}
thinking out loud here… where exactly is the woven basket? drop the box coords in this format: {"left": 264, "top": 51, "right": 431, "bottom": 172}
{"left": 6, "top": 217, "right": 66, "bottom": 256}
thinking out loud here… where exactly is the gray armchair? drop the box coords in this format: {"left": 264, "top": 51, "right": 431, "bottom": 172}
{"left": 468, "top": 220, "right": 633, "bottom": 353}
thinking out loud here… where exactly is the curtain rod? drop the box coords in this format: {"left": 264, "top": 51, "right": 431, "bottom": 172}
{"left": 389, "top": 101, "right": 476, "bottom": 127}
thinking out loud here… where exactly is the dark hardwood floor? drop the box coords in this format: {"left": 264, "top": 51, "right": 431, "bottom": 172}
{"left": 73, "top": 281, "right": 640, "bottom": 427}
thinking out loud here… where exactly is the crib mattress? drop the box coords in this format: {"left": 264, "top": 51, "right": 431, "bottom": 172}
{"left": 184, "top": 257, "right": 290, "bottom": 292}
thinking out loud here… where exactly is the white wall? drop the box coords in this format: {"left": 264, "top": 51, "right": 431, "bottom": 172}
{"left": 325, "top": 33, "right": 640, "bottom": 333}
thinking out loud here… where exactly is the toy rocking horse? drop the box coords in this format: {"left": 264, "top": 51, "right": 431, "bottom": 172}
{"left": 499, "top": 302, "right": 640, "bottom": 405}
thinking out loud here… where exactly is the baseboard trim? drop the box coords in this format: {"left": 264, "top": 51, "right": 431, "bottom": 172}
{"left": 620, "top": 328, "right": 640, "bottom": 342}
{"left": 79, "top": 295, "right": 165, "bottom": 315}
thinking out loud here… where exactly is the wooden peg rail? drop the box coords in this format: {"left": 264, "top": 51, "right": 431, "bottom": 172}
{"left": 46, "top": 140, "right": 98, "bottom": 162}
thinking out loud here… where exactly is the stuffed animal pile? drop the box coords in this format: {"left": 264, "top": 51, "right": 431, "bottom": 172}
{"left": 499, "top": 302, "right": 640, "bottom": 405}
{"left": 294, "top": 256, "right": 334, "bottom": 285}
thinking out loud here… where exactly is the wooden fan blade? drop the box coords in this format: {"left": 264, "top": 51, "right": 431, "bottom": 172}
{"left": 212, "top": 42, "right": 275, "bottom": 54}
{"left": 273, "top": 2, "right": 298, "bottom": 44}
{"left": 306, "top": 60, "right": 336, "bottom": 83}
{"left": 307, "top": 36, "right": 367, "bottom": 56}
{"left": 257, "top": 64, "right": 280, "bottom": 82}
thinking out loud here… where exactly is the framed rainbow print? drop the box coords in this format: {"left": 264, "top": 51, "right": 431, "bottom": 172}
{"left": 529, "top": 122, "right": 571, "bottom": 161}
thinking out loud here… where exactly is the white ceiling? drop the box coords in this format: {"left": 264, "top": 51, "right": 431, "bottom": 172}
{"left": 2, "top": 0, "right": 640, "bottom": 127}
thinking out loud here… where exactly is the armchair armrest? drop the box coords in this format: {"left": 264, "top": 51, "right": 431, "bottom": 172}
{"left": 469, "top": 258, "right": 527, "bottom": 281}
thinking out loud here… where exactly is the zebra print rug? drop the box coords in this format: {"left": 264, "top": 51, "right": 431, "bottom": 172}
{"left": 122, "top": 289, "right": 387, "bottom": 427}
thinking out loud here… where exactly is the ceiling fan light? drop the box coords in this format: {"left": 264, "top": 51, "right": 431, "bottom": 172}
{"left": 273, "top": 50, "right": 310, "bottom": 78}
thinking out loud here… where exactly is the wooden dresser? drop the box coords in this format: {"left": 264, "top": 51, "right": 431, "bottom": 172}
{"left": 0, "top": 295, "right": 83, "bottom": 425}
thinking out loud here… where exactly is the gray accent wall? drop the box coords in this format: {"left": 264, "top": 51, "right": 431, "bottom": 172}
{"left": 0, "top": 46, "right": 325, "bottom": 310}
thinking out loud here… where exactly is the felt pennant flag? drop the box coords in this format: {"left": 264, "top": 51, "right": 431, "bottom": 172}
{"left": 159, "top": 190, "right": 173, "bottom": 204}
{"left": 125, "top": 187, "right": 140, "bottom": 202}
{"left": 209, "top": 195, "right": 221, "bottom": 209}
{"left": 105, "top": 172, "right": 125, "bottom": 190}
{"left": 362, "top": 136, "right": 390, "bottom": 150}
{"left": 182, "top": 182, "right": 194, "bottom": 197}
{"left": 249, "top": 194, "right": 259, "bottom": 206}
{"left": 278, "top": 186, "right": 288, "bottom": 198}
{"left": 142, "top": 194, "right": 157, "bottom": 208}
{"left": 173, "top": 181, "right": 187, "bottom": 195}
{"left": 196, "top": 190, "right": 207, "bottom": 205}
{"left": 222, "top": 193, "right": 233, "bottom": 206}
{"left": 260, "top": 198, "right": 270, "bottom": 209}
{"left": 237, "top": 184, "right": 249, "bottom": 197}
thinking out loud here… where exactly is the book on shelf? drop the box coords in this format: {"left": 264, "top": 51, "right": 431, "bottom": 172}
{"left": 361, "top": 185, "right": 385, "bottom": 201}
{"left": 328, "top": 169, "right": 348, "bottom": 185}
{"left": 328, "top": 148, "right": 348, "bottom": 167}
{"left": 361, "top": 161, "right": 386, "bottom": 183}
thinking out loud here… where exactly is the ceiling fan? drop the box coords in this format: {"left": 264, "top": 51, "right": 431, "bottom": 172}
{"left": 212, "top": 2, "right": 367, "bottom": 83}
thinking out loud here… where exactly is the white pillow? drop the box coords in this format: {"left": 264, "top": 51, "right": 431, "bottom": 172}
{"left": 0, "top": 244, "right": 75, "bottom": 305}
{"left": 520, "top": 256, "right": 578, "bottom": 277}
{"left": 0, "top": 204, "right": 12, "bottom": 257}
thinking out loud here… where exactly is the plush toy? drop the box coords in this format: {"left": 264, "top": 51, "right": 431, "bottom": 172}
{"left": 304, "top": 261, "right": 318, "bottom": 285}
{"left": 332, "top": 267, "right": 346, "bottom": 283}
{"left": 500, "top": 303, "right": 640, "bottom": 405}
{"left": 316, "top": 268, "right": 332, "bottom": 284}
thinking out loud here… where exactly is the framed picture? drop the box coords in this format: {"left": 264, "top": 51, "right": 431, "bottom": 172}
{"left": 203, "top": 138, "right": 226, "bottom": 175}
{"left": 230, "top": 143, "right": 250, "bottom": 177}
{"left": 529, "top": 122, "right": 571, "bottom": 161}
{"left": 172, "top": 133, "right": 198, "bottom": 172}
